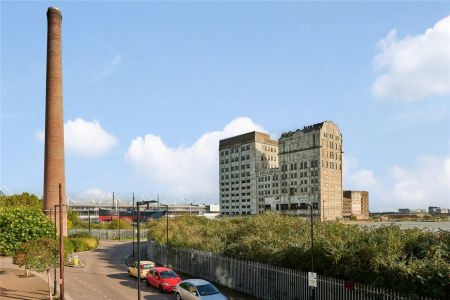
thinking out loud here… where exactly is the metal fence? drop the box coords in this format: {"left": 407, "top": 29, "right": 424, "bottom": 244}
{"left": 147, "top": 240, "right": 434, "bottom": 300}
{"left": 69, "top": 228, "right": 148, "bottom": 240}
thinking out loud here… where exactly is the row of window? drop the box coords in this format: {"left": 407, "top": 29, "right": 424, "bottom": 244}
{"left": 322, "top": 160, "right": 341, "bottom": 170}
{"left": 220, "top": 145, "right": 251, "bottom": 156}
{"left": 323, "top": 132, "right": 340, "bottom": 141}
{"left": 221, "top": 185, "right": 251, "bottom": 192}
{"left": 220, "top": 179, "right": 251, "bottom": 186}
{"left": 326, "top": 151, "right": 342, "bottom": 160}
{"left": 279, "top": 186, "right": 319, "bottom": 194}
{"left": 268, "top": 202, "right": 319, "bottom": 210}
{"left": 220, "top": 172, "right": 252, "bottom": 180}
{"left": 261, "top": 154, "right": 277, "bottom": 162}
{"left": 261, "top": 145, "right": 277, "bottom": 153}
{"left": 221, "top": 192, "right": 252, "bottom": 198}
{"left": 220, "top": 164, "right": 251, "bottom": 173}
{"left": 220, "top": 154, "right": 251, "bottom": 164}
{"left": 221, "top": 198, "right": 251, "bottom": 203}
{"left": 280, "top": 160, "right": 320, "bottom": 172}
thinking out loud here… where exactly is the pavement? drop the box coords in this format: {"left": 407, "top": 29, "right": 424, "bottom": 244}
{"left": 1, "top": 241, "right": 254, "bottom": 300}
{"left": 0, "top": 257, "right": 53, "bottom": 300}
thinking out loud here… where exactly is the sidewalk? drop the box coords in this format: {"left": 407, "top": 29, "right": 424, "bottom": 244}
{"left": 0, "top": 256, "right": 58, "bottom": 300}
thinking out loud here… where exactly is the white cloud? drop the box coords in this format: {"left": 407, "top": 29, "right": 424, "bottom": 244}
{"left": 125, "top": 117, "right": 266, "bottom": 202}
{"left": 344, "top": 154, "right": 380, "bottom": 191}
{"left": 345, "top": 154, "right": 450, "bottom": 211}
{"left": 36, "top": 118, "right": 117, "bottom": 157}
{"left": 77, "top": 188, "right": 113, "bottom": 204}
{"left": 387, "top": 155, "right": 450, "bottom": 208}
{"left": 372, "top": 16, "right": 450, "bottom": 101}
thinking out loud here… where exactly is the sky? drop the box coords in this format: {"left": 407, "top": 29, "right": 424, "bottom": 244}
{"left": 1, "top": 1, "right": 449, "bottom": 211}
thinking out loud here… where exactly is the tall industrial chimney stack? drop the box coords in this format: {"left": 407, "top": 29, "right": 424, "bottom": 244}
{"left": 43, "top": 7, "right": 67, "bottom": 236}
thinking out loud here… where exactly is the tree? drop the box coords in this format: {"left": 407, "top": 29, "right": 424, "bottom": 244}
{"left": 13, "top": 238, "right": 59, "bottom": 300}
{"left": 0, "top": 207, "right": 54, "bottom": 255}
{"left": 67, "top": 209, "right": 83, "bottom": 229}
{"left": 0, "top": 193, "right": 43, "bottom": 210}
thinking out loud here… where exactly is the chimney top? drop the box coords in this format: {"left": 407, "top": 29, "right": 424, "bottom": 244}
{"left": 47, "top": 7, "right": 62, "bottom": 20}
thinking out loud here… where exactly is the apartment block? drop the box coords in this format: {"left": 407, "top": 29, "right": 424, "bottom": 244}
{"left": 219, "top": 132, "right": 278, "bottom": 215}
{"left": 219, "top": 121, "right": 344, "bottom": 221}
{"left": 343, "top": 190, "right": 369, "bottom": 220}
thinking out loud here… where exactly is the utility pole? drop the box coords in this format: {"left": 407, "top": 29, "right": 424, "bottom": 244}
{"left": 58, "top": 184, "right": 64, "bottom": 300}
{"left": 135, "top": 200, "right": 153, "bottom": 300}
{"left": 132, "top": 192, "right": 135, "bottom": 258}
{"left": 53, "top": 208, "right": 57, "bottom": 296}
{"left": 88, "top": 210, "right": 91, "bottom": 235}
{"left": 166, "top": 205, "right": 169, "bottom": 245}
{"left": 117, "top": 199, "right": 120, "bottom": 241}
{"left": 137, "top": 202, "right": 141, "bottom": 300}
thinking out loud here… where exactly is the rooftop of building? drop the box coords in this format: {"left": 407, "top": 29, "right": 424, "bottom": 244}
{"left": 219, "top": 131, "right": 277, "bottom": 149}
{"left": 280, "top": 121, "right": 341, "bottom": 138}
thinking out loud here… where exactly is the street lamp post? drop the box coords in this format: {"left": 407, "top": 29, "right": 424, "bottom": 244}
{"left": 87, "top": 210, "right": 91, "bottom": 235}
{"left": 307, "top": 202, "right": 315, "bottom": 300}
{"left": 132, "top": 193, "right": 135, "bottom": 258}
{"left": 135, "top": 200, "right": 153, "bottom": 300}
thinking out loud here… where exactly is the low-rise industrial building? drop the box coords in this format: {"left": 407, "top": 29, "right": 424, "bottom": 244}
{"left": 342, "top": 191, "right": 369, "bottom": 220}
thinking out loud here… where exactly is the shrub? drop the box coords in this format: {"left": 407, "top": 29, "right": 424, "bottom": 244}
{"left": 67, "top": 236, "right": 98, "bottom": 252}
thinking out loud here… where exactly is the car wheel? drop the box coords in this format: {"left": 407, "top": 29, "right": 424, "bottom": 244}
{"left": 176, "top": 293, "right": 182, "bottom": 300}
{"left": 146, "top": 280, "right": 150, "bottom": 287}
{"left": 159, "top": 285, "right": 164, "bottom": 293}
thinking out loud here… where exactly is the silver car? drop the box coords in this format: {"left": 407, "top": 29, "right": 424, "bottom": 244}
{"left": 175, "top": 279, "right": 227, "bottom": 300}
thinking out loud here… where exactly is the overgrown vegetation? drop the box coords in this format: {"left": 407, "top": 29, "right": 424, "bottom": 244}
{"left": 67, "top": 232, "right": 98, "bottom": 252}
{"left": 147, "top": 214, "right": 450, "bottom": 298}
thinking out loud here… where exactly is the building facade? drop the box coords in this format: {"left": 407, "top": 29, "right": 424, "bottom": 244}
{"left": 219, "top": 121, "right": 344, "bottom": 221}
{"left": 343, "top": 191, "right": 369, "bottom": 220}
{"left": 219, "top": 132, "right": 278, "bottom": 215}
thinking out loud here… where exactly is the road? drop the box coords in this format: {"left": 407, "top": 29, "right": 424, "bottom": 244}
{"left": 65, "top": 241, "right": 255, "bottom": 300}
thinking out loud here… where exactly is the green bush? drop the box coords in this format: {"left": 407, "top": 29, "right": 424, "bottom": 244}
{"left": 0, "top": 207, "right": 54, "bottom": 255}
{"left": 147, "top": 214, "right": 450, "bottom": 298}
{"left": 67, "top": 236, "right": 98, "bottom": 252}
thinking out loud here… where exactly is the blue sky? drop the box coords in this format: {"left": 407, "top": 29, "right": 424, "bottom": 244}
{"left": 1, "top": 1, "right": 449, "bottom": 210}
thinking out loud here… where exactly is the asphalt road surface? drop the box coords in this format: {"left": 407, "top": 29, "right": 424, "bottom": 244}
{"left": 65, "top": 240, "right": 255, "bottom": 300}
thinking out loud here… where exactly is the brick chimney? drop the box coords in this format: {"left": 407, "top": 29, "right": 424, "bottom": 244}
{"left": 43, "top": 7, "right": 67, "bottom": 236}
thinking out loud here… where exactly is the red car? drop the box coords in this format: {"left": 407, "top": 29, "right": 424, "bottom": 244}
{"left": 146, "top": 267, "right": 182, "bottom": 293}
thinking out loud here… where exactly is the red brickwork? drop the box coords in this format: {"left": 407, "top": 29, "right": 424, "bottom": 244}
{"left": 43, "top": 7, "right": 67, "bottom": 236}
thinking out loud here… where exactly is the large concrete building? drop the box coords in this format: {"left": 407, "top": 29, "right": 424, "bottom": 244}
{"left": 219, "top": 121, "right": 344, "bottom": 221}
{"left": 343, "top": 191, "right": 369, "bottom": 220}
{"left": 219, "top": 132, "right": 278, "bottom": 215}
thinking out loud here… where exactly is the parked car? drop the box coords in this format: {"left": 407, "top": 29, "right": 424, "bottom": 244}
{"left": 146, "top": 267, "right": 182, "bottom": 292}
{"left": 128, "top": 260, "right": 155, "bottom": 279}
{"left": 175, "top": 279, "right": 227, "bottom": 300}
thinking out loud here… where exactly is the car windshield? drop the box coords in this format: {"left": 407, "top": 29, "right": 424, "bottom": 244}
{"left": 196, "top": 283, "right": 220, "bottom": 296}
{"left": 160, "top": 270, "right": 177, "bottom": 278}
{"left": 142, "top": 264, "right": 153, "bottom": 269}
